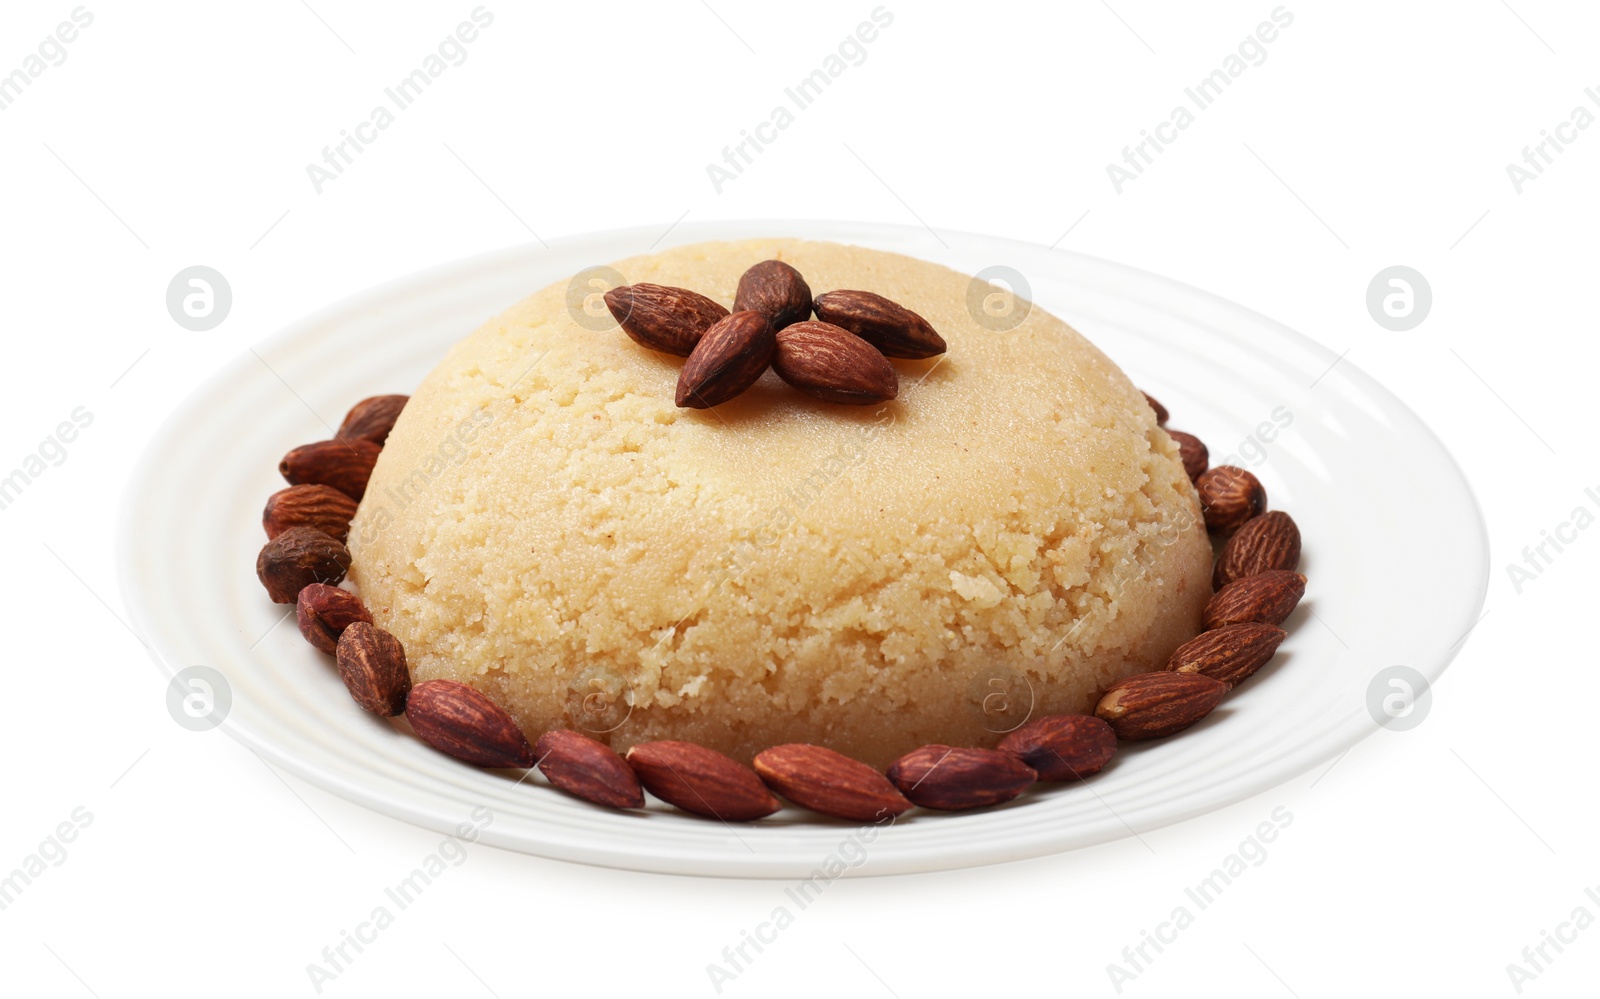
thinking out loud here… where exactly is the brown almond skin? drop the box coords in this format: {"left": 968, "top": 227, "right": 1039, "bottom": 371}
{"left": 256, "top": 527, "right": 352, "bottom": 603}
{"left": 1095, "top": 672, "right": 1229, "bottom": 740}
{"left": 753, "top": 744, "right": 912, "bottom": 822}
{"left": 1204, "top": 571, "right": 1307, "bottom": 629}
{"left": 1196, "top": 466, "right": 1267, "bottom": 535}
{"left": 279, "top": 439, "right": 381, "bottom": 501}
{"left": 406, "top": 680, "right": 536, "bottom": 768}
{"left": 336, "top": 394, "right": 408, "bottom": 445}
{"left": 813, "top": 290, "right": 946, "bottom": 359}
{"left": 996, "top": 715, "right": 1117, "bottom": 781}
{"left": 296, "top": 583, "right": 373, "bottom": 654}
{"left": 1214, "top": 510, "right": 1301, "bottom": 589}
{"left": 1142, "top": 391, "right": 1169, "bottom": 425}
{"left": 675, "top": 310, "right": 775, "bottom": 408}
{"left": 734, "top": 260, "right": 812, "bottom": 330}
{"left": 263, "top": 483, "right": 359, "bottom": 542}
{"left": 886, "top": 745, "right": 1036, "bottom": 811}
{"left": 536, "top": 730, "right": 645, "bottom": 810}
{"left": 1165, "top": 622, "right": 1286, "bottom": 687}
{"left": 625, "top": 741, "right": 780, "bottom": 821}
{"left": 335, "top": 622, "right": 411, "bottom": 716}
{"left": 1168, "top": 429, "right": 1209, "bottom": 482}
{"left": 603, "top": 283, "right": 729, "bottom": 357}
{"left": 772, "top": 321, "right": 898, "bottom": 405}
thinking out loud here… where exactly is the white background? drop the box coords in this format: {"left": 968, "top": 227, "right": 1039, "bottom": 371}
{"left": 1, "top": 1, "right": 1595, "bottom": 996}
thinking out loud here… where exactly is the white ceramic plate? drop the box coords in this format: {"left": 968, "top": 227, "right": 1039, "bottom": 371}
{"left": 118, "top": 221, "right": 1488, "bottom": 878}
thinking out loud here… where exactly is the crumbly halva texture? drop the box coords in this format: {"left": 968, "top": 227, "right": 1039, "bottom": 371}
{"left": 348, "top": 239, "right": 1210, "bottom": 766}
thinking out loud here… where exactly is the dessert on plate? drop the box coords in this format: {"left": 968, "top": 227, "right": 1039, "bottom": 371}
{"left": 343, "top": 239, "right": 1211, "bottom": 768}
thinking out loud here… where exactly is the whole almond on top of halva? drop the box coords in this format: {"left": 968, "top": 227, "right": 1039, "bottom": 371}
{"left": 813, "top": 289, "right": 946, "bottom": 359}
{"left": 603, "top": 283, "right": 729, "bottom": 357}
{"left": 772, "top": 321, "right": 897, "bottom": 405}
{"left": 734, "top": 259, "right": 812, "bottom": 330}
{"left": 675, "top": 310, "right": 775, "bottom": 409}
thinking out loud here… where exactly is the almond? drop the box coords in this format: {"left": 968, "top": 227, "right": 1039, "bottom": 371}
{"left": 535, "top": 730, "right": 645, "bottom": 810}
{"left": 256, "top": 526, "right": 351, "bottom": 603}
{"left": 1196, "top": 465, "right": 1267, "bottom": 534}
{"left": 734, "top": 260, "right": 812, "bottom": 330}
{"left": 406, "top": 680, "right": 535, "bottom": 768}
{"left": 603, "top": 283, "right": 729, "bottom": 356}
{"left": 625, "top": 741, "right": 780, "bottom": 821}
{"left": 996, "top": 714, "right": 1117, "bottom": 781}
{"left": 886, "top": 745, "right": 1036, "bottom": 810}
{"left": 1095, "top": 672, "right": 1229, "bottom": 740}
{"left": 812, "top": 289, "right": 946, "bottom": 359}
{"left": 263, "top": 483, "right": 359, "bottom": 542}
{"left": 1165, "top": 622, "right": 1286, "bottom": 687}
{"left": 772, "top": 321, "right": 898, "bottom": 405}
{"left": 296, "top": 582, "right": 372, "bottom": 654}
{"left": 335, "top": 622, "right": 411, "bottom": 716}
{"left": 1142, "top": 391, "right": 1169, "bottom": 425}
{"left": 1214, "top": 510, "right": 1301, "bottom": 589}
{"left": 336, "top": 394, "right": 408, "bottom": 445}
{"left": 279, "top": 439, "right": 381, "bottom": 501}
{"left": 675, "top": 310, "right": 775, "bottom": 408}
{"left": 1168, "top": 429, "right": 1209, "bottom": 482}
{"left": 753, "top": 744, "right": 912, "bottom": 822}
{"left": 1203, "top": 570, "right": 1307, "bottom": 629}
